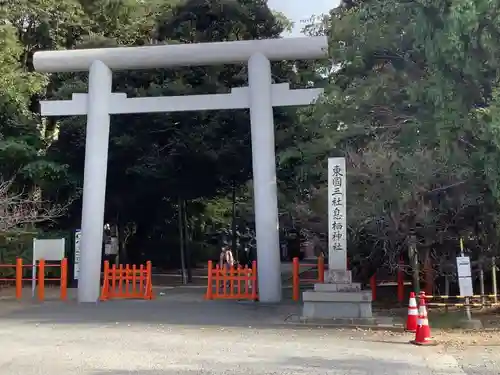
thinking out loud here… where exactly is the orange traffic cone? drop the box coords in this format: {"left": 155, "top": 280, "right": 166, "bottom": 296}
{"left": 413, "top": 292, "right": 424, "bottom": 339}
{"left": 412, "top": 292, "right": 436, "bottom": 346}
{"left": 405, "top": 292, "right": 418, "bottom": 332}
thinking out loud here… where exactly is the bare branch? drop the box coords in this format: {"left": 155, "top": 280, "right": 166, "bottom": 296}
{"left": 0, "top": 178, "right": 70, "bottom": 232}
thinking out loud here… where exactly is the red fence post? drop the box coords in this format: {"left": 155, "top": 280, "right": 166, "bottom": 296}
{"left": 38, "top": 259, "right": 45, "bottom": 301}
{"left": 60, "top": 258, "right": 68, "bottom": 301}
{"left": 145, "top": 261, "right": 153, "bottom": 299}
{"left": 100, "top": 261, "right": 110, "bottom": 301}
{"left": 370, "top": 274, "right": 376, "bottom": 302}
{"left": 317, "top": 255, "right": 325, "bottom": 283}
{"left": 292, "top": 257, "right": 300, "bottom": 301}
{"left": 251, "top": 261, "right": 258, "bottom": 300}
{"left": 15, "top": 258, "right": 23, "bottom": 300}
{"left": 206, "top": 261, "right": 213, "bottom": 300}
{"left": 397, "top": 258, "right": 404, "bottom": 303}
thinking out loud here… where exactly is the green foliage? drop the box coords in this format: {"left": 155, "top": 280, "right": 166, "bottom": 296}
{"left": 2, "top": 0, "right": 301, "bottom": 266}
{"left": 16, "top": 0, "right": 500, "bottom": 276}
{"left": 7, "top": 0, "right": 500, "bottom": 274}
{"left": 279, "top": 0, "right": 500, "bottom": 272}
{"left": 0, "top": 231, "right": 37, "bottom": 277}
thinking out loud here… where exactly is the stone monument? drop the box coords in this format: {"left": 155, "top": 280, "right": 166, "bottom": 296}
{"left": 302, "top": 157, "right": 373, "bottom": 320}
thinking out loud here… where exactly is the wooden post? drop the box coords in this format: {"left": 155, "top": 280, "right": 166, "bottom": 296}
{"left": 251, "top": 261, "right": 258, "bottom": 301}
{"left": 214, "top": 263, "right": 220, "bottom": 298}
{"left": 237, "top": 265, "right": 242, "bottom": 296}
{"left": 424, "top": 254, "right": 433, "bottom": 295}
{"left": 100, "top": 260, "right": 110, "bottom": 301}
{"left": 118, "top": 264, "right": 123, "bottom": 295}
{"left": 132, "top": 264, "right": 137, "bottom": 296}
{"left": 292, "top": 257, "right": 300, "bottom": 301}
{"left": 111, "top": 263, "right": 117, "bottom": 295}
{"left": 205, "top": 260, "right": 214, "bottom": 300}
{"left": 146, "top": 261, "right": 153, "bottom": 299}
{"left": 60, "top": 258, "right": 68, "bottom": 301}
{"left": 38, "top": 259, "right": 45, "bottom": 301}
{"left": 397, "top": 258, "right": 404, "bottom": 303}
{"left": 318, "top": 255, "right": 325, "bottom": 283}
{"left": 370, "top": 274, "right": 376, "bottom": 302}
{"left": 15, "top": 258, "right": 23, "bottom": 300}
{"left": 229, "top": 265, "right": 235, "bottom": 297}
{"left": 125, "top": 264, "right": 131, "bottom": 296}
{"left": 492, "top": 257, "right": 497, "bottom": 303}
{"left": 139, "top": 264, "right": 144, "bottom": 293}
{"left": 444, "top": 274, "right": 450, "bottom": 313}
{"left": 479, "top": 258, "right": 485, "bottom": 305}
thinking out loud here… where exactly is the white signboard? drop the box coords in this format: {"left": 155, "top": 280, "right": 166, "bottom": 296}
{"left": 32, "top": 238, "right": 65, "bottom": 296}
{"left": 456, "top": 256, "right": 472, "bottom": 277}
{"left": 104, "top": 237, "right": 118, "bottom": 255}
{"left": 458, "top": 276, "right": 474, "bottom": 297}
{"left": 33, "top": 238, "right": 65, "bottom": 261}
{"left": 74, "top": 229, "right": 81, "bottom": 280}
{"left": 456, "top": 256, "right": 473, "bottom": 297}
{"left": 328, "top": 157, "right": 347, "bottom": 270}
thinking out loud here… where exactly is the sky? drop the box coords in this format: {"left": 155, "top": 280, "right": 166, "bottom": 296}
{"left": 267, "top": 0, "right": 338, "bottom": 36}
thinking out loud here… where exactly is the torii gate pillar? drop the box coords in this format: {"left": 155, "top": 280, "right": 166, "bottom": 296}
{"left": 33, "top": 37, "right": 328, "bottom": 303}
{"left": 247, "top": 53, "right": 281, "bottom": 302}
{"left": 79, "top": 61, "right": 112, "bottom": 303}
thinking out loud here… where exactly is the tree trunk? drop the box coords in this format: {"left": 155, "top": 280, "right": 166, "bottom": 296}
{"left": 183, "top": 199, "right": 192, "bottom": 283}
{"left": 178, "top": 197, "right": 187, "bottom": 284}
{"left": 118, "top": 225, "right": 128, "bottom": 265}
{"left": 423, "top": 247, "right": 433, "bottom": 295}
{"left": 231, "top": 181, "right": 238, "bottom": 262}
{"left": 408, "top": 235, "right": 420, "bottom": 294}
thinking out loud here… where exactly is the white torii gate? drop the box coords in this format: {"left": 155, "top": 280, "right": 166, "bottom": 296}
{"left": 33, "top": 36, "right": 328, "bottom": 303}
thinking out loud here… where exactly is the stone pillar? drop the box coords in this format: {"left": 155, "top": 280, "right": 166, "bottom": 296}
{"left": 327, "top": 157, "right": 347, "bottom": 272}
{"left": 302, "top": 157, "right": 372, "bottom": 320}
{"left": 78, "top": 60, "right": 112, "bottom": 303}
{"left": 247, "top": 52, "right": 282, "bottom": 303}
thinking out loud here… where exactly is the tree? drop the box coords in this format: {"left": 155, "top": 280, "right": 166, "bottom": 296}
{"left": 0, "top": 21, "right": 73, "bottom": 269}
{"left": 279, "top": 0, "right": 500, "bottom": 284}
{"left": 0, "top": 176, "right": 69, "bottom": 274}
{"left": 42, "top": 0, "right": 299, "bottom": 265}
{"left": 0, "top": 178, "right": 67, "bottom": 232}
{"left": 0, "top": 24, "right": 63, "bottom": 181}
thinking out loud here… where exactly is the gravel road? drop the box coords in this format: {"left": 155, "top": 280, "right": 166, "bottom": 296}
{"left": 446, "top": 346, "right": 500, "bottom": 375}
{"left": 0, "top": 292, "right": 497, "bottom": 375}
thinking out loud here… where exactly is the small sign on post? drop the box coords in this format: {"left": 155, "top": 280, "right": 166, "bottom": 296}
{"left": 456, "top": 256, "right": 473, "bottom": 297}
{"left": 74, "top": 229, "right": 81, "bottom": 280}
{"left": 32, "top": 238, "right": 66, "bottom": 297}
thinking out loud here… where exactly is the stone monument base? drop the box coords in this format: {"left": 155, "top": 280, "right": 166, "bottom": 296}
{"left": 302, "top": 270, "right": 373, "bottom": 319}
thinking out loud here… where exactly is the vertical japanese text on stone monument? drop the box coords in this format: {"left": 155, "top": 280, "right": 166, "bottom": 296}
{"left": 328, "top": 157, "right": 347, "bottom": 270}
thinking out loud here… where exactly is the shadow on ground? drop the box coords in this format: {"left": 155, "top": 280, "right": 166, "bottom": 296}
{"left": 0, "top": 288, "right": 302, "bottom": 329}
{"left": 89, "top": 355, "right": 487, "bottom": 375}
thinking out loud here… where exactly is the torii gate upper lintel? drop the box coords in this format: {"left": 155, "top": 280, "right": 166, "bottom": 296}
{"left": 33, "top": 36, "right": 328, "bottom": 304}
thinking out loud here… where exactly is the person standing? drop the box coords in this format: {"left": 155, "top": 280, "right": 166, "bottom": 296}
{"left": 219, "top": 245, "right": 235, "bottom": 270}
{"left": 219, "top": 246, "right": 234, "bottom": 291}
